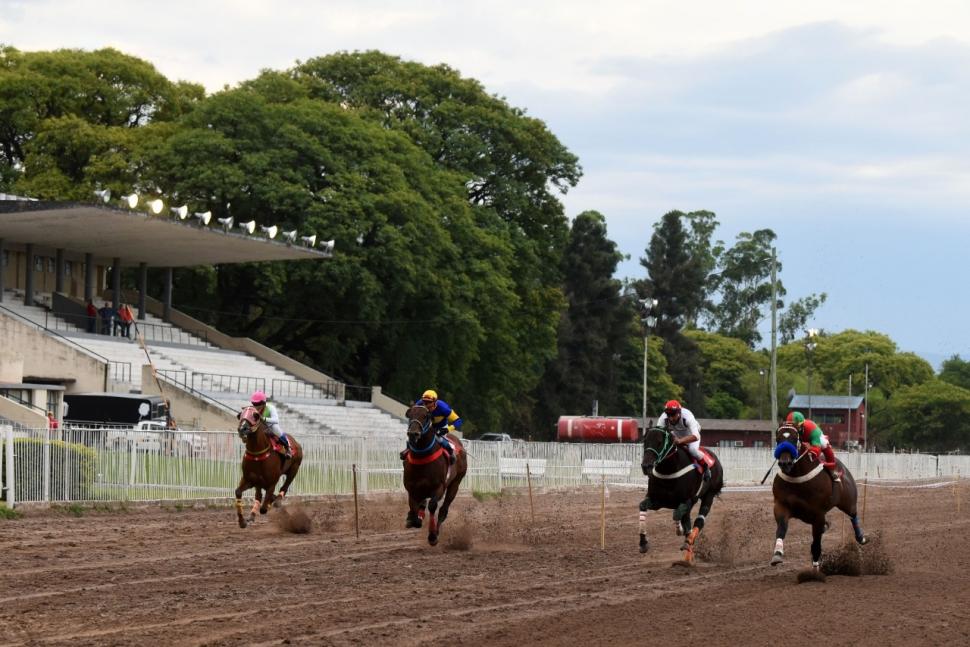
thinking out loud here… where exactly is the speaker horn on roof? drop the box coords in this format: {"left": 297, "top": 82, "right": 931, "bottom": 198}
{"left": 238, "top": 220, "right": 256, "bottom": 235}
{"left": 260, "top": 224, "right": 279, "bottom": 239}
{"left": 282, "top": 229, "right": 297, "bottom": 244}
{"left": 217, "top": 216, "right": 234, "bottom": 232}
{"left": 94, "top": 188, "right": 112, "bottom": 204}
{"left": 193, "top": 211, "right": 212, "bottom": 226}
{"left": 301, "top": 234, "right": 317, "bottom": 248}
{"left": 171, "top": 205, "right": 189, "bottom": 219}
{"left": 321, "top": 239, "right": 334, "bottom": 255}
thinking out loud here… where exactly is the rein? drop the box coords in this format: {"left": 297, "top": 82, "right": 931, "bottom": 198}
{"left": 643, "top": 426, "right": 675, "bottom": 464}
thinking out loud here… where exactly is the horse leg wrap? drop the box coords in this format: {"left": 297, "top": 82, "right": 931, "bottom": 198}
{"left": 851, "top": 514, "right": 864, "bottom": 542}
{"left": 251, "top": 499, "right": 260, "bottom": 516}
{"left": 235, "top": 499, "right": 243, "bottom": 513}
{"left": 638, "top": 511, "right": 647, "bottom": 534}
{"left": 774, "top": 538, "right": 784, "bottom": 556}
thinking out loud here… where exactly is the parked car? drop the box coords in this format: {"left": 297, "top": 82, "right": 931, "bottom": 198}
{"left": 107, "top": 420, "right": 208, "bottom": 457}
{"left": 477, "top": 432, "right": 513, "bottom": 442}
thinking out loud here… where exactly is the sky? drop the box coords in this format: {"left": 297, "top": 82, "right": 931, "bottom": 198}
{"left": 3, "top": 0, "right": 969, "bottom": 367}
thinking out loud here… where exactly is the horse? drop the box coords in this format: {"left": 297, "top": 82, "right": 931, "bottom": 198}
{"left": 638, "top": 426, "right": 724, "bottom": 564}
{"left": 234, "top": 406, "right": 303, "bottom": 529}
{"left": 770, "top": 423, "right": 868, "bottom": 570}
{"left": 402, "top": 403, "right": 468, "bottom": 546}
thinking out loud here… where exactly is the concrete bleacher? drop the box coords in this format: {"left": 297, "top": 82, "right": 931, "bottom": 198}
{"left": 287, "top": 402, "right": 406, "bottom": 438}
{"left": 1, "top": 289, "right": 407, "bottom": 438}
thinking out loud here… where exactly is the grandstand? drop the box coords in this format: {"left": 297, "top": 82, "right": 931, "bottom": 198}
{"left": 0, "top": 197, "right": 408, "bottom": 440}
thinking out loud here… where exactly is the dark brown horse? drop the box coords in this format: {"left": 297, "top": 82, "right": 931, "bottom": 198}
{"left": 771, "top": 424, "right": 868, "bottom": 569}
{"left": 639, "top": 426, "right": 724, "bottom": 564}
{"left": 402, "top": 404, "right": 467, "bottom": 545}
{"left": 234, "top": 406, "right": 303, "bottom": 528}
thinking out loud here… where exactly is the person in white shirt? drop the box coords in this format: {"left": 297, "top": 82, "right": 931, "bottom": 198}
{"left": 655, "top": 399, "right": 710, "bottom": 481}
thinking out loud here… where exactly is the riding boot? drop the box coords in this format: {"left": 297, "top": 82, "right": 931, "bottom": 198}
{"left": 279, "top": 434, "right": 292, "bottom": 459}
{"left": 400, "top": 447, "right": 409, "bottom": 461}
{"left": 821, "top": 446, "right": 841, "bottom": 482}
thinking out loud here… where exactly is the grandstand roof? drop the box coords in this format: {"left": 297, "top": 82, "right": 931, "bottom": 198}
{"left": 0, "top": 200, "right": 330, "bottom": 267}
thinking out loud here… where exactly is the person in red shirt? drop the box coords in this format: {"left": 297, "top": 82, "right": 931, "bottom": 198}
{"left": 85, "top": 301, "right": 97, "bottom": 333}
{"left": 47, "top": 411, "right": 59, "bottom": 431}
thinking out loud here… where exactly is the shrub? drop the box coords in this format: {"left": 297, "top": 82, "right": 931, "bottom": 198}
{"left": 10, "top": 437, "right": 97, "bottom": 501}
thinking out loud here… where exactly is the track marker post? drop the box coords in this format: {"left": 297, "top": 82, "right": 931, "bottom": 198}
{"left": 956, "top": 470, "right": 961, "bottom": 515}
{"left": 526, "top": 462, "right": 535, "bottom": 525}
{"left": 861, "top": 471, "right": 869, "bottom": 524}
{"left": 352, "top": 463, "right": 360, "bottom": 540}
{"left": 600, "top": 474, "right": 606, "bottom": 550}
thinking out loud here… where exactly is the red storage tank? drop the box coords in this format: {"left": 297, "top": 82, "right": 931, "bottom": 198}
{"left": 557, "top": 416, "right": 640, "bottom": 443}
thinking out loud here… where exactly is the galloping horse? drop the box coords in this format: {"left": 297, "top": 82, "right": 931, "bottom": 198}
{"left": 640, "top": 427, "right": 724, "bottom": 564}
{"left": 234, "top": 406, "right": 303, "bottom": 528}
{"left": 638, "top": 426, "right": 724, "bottom": 563}
{"left": 771, "top": 424, "right": 868, "bottom": 569}
{"left": 402, "top": 403, "right": 467, "bottom": 546}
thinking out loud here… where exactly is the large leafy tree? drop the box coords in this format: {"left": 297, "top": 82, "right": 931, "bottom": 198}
{"left": 873, "top": 380, "right": 970, "bottom": 452}
{"left": 530, "top": 211, "right": 677, "bottom": 435}
{"left": 939, "top": 355, "right": 970, "bottom": 390}
{"left": 0, "top": 46, "right": 202, "bottom": 190}
{"left": 685, "top": 330, "right": 761, "bottom": 418}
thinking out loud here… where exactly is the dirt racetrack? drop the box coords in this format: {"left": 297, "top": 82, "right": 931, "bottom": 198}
{"left": 2, "top": 480, "right": 969, "bottom": 647}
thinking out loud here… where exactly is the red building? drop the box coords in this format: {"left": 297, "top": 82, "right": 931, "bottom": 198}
{"left": 787, "top": 394, "right": 866, "bottom": 449}
{"left": 695, "top": 419, "right": 776, "bottom": 448}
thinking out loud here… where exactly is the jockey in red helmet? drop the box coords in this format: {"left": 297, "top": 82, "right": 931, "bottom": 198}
{"left": 250, "top": 390, "right": 291, "bottom": 458}
{"left": 657, "top": 399, "right": 710, "bottom": 481}
{"left": 786, "top": 411, "right": 840, "bottom": 481}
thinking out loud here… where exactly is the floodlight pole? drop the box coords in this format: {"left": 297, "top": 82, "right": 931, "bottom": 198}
{"left": 770, "top": 248, "right": 779, "bottom": 431}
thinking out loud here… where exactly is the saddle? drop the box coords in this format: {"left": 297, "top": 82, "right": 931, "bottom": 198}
{"left": 689, "top": 447, "right": 716, "bottom": 473}
{"left": 269, "top": 437, "right": 291, "bottom": 460}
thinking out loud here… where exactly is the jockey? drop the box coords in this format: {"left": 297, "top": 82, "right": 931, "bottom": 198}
{"left": 400, "top": 389, "right": 462, "bottom": 464}
{"left": 251, "top": 390, "right": 291, "bottom": 458}
{"left": 786, "top": 411, "right": 841, "bottom": 482}
{"left": 656, "top": 400, "right": 710, "bottom": 481}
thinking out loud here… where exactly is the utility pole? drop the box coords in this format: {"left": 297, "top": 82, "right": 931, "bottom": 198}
{"left": 770, "top": 247, "right": 779, "bottom": 431}
{"left": 864, "top": 362, "right": 869, "bottom": 451}
{"left": 639, "top": 298, "right": 658, "bottom": 434}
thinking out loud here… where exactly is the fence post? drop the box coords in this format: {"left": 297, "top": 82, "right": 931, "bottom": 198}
{"left": 42, "top": 425, "right": 51, "bottom": 502}
{"left": 62, "top": 427, "right": 69, "bottom": 500}
{"left": 6, "top": 425, "right": 15, "bottom": 508}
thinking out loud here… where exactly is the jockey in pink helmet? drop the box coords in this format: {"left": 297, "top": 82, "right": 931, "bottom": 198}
{"left": 251, "top": 390, "right": 291, "bottom": 458}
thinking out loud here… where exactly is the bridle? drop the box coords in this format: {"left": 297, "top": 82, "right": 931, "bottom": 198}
{"left": 406, "top": 405, "right": 437, "bottom": 455}
{"left": 238, "top": 407, "right": 271, "bottom": 460}
{"left": 775, "top": 424, "right": 811, "bottom": 471}
{"left": 643, "top": 426, "right": 675, "bottom": 465}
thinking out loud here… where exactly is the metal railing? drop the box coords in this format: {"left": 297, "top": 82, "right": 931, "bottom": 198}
{"left": 42, "top": 311, "right": 209, "bottom": 347}
{"left": 108, "top": 361, "right": 132, "bottom": 383}
{"left": 270, "top": 378, "right": 340, "bottom": 400}
{"left": 5, "top": 427, "right": 970, "bottom": 506}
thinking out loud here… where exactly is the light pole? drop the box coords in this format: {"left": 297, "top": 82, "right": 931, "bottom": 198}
{"left": 639, "top": 298, "right": 658, "bottom": 433}
{"left": 805, "top": 328, "right": 819, "bottom": 419}
{"left": 758, "top": 368, "right": 766, "bottom": 420}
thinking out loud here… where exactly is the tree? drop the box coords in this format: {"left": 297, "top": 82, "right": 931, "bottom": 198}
{"left": 0, "top": 46, "right": 202, "bottom": 190}
{"left": 704, "top": 229, "right": 780, "bottom": 347}
{"left": 874, "top": 380, "right": 970, "bottom": 452}
{"left": 939, "top": 355, "right": 970, "bottom": 391}
{"left": 779, "top": 293, "right": 828, "bottom": 344}
{"left": 685, "top": 330, "right": 761, "bottom": 418}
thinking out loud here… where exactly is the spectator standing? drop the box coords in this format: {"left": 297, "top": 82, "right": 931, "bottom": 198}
{"left": 117, "top": 303, "right": 134, "bottom": 338}
{"left": 85, "top": 301, "right": 97, "bottom": 333}
{"left": 98, "top": 304, "right": 116, "bottom": 335}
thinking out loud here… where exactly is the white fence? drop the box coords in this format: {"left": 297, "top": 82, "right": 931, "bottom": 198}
{"left": 2, "top": 425, "right": 969, "bottom": 506}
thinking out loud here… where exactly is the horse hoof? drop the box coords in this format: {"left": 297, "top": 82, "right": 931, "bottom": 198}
{"left": 858, "top": 535, "right": 869, "bottom": 545}
{"left": 675, "top": 523, "right": 683, "bottom": 536}
{"left": 639, "top": 536, "right": 649, "bottom": 554}
{"left": 428, "top": 534, "right": 439, "bottom": 546}
{"left": 238, "top": 519, "right": 247, "bottom": 529}
{"left": 273, "top": 498, "right": 283, "bottom": 509}
{"left": 259, "top": 508, "right": 268, "bottom": 515}
{"left": 770, "top": 552, "right": 784, "bottom": 566}
{"left": 406, "top": 517, "right": 422, "bottom": 529}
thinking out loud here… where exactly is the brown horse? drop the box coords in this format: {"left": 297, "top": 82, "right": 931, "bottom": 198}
{"left": 771, "top": 423, "right": 868, "bottom": 570}
{"left": 402, "top": 404, "right": 467, "bottom": 545}
{"left": 234, "top": 406, "right": 303, "bottom": 528}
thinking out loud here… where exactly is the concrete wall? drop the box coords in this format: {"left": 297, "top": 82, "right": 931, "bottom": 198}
{"left": 371, "top": 386, "right": 406, "bottom": 420}
{"left": 0, "top": 315, "right": 107, "bottom": 392}
{"left": 0, "top": 396, "right": 47, "bottom": 428}
{"left": 140, "top": 366, "right": 238, "bottom": 431}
